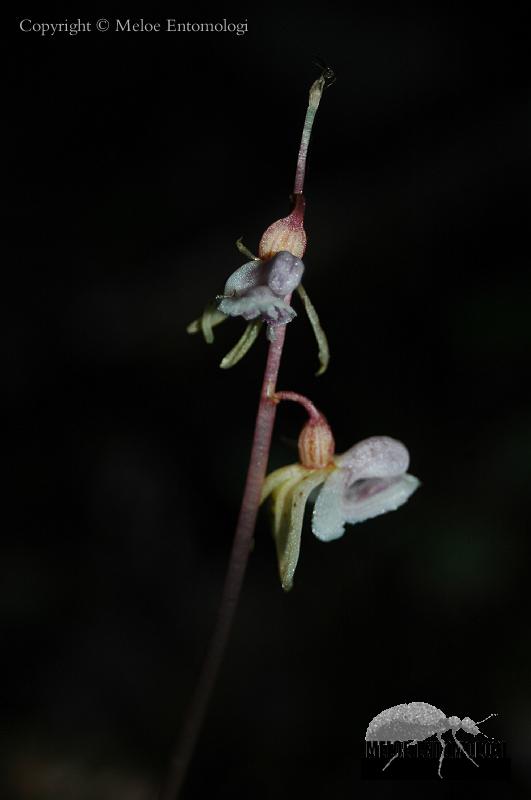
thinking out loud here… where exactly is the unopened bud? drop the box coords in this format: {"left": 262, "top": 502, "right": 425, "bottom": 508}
{"left": 259, "top": 194, "right": 307, "bottom": 261}
{"left": 298, "top": 417, "right": 335, "bottom": 469}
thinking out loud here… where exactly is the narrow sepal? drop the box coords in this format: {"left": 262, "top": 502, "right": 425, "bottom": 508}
{"left": 187, "top": 302, "right": 228, "bottom": 343}
{"left": 219, "top": 320, "right": 263, "bottom": 369}
{"left": 235, "top": 237, "right": 258, "bottom": 261}
{"left": 296, "top": 283, "right": 330, "bottom": 375}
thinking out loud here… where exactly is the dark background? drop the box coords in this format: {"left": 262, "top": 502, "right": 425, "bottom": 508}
{"left": 5, "top": 7, "right": 530, "bottom": 800}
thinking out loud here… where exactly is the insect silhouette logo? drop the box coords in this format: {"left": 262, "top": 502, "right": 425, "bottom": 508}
{"left": 362, "top": 701, "right": 508, "bottom": 779}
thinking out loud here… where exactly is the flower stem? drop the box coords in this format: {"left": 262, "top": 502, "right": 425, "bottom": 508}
{"left": 160, "top": 327, "right": 287, "bottom": 800}
{"left": 160, "top": 67, "right": 332, "bottom": 799}
{"left": 293, "top": 75, "right": 326, "bottom": 196}
{"left": 273, "top": 390, "right": 323, "bottom": 423}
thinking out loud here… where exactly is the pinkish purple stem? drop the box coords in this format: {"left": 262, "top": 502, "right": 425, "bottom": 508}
{"left": 160, "top": 329, "right": 287, "bottom": 800}
{"left": 160, "top": 71, "right": 329, "bottom": 800}
{"left": 273, "top": 390, "right": 323, "bottom": 423}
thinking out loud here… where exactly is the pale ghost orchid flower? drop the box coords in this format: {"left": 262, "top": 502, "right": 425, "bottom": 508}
{"left": 312, "top": 437, "right": 420, "bottom": 542}
{"left": 261, "top": 399, "right": 420, "bottom": 590}
{"left": 187, "top": 196, "right": 330, "bottom": 374}
{"left": 217, "top": 250, "right": 305, "bottom": 330}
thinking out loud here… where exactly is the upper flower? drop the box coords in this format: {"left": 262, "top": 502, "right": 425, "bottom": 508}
{"left": 187, "top": 230, "right": 329, "bottom": 372}
{"left": 187, "top": 73, "right": 331, "bottom": 372}
{"left": 261, "top": 395, "right": 420, "bottom": 590}
{"left": 217, "top": 250, "right": 305, "bottom": 328}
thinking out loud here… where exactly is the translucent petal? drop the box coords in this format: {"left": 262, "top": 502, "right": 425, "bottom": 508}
{"left": 219, "top": 320, "right": 263, "bottom": 369}
{"left": 274, "top": 470, "right": 330, "bottom": 591}
{"left": 222, "top": 259, "right": 264, "bottom": 297}
{"left": 296, "top": 284, "right": 330, "bottom": 375}
{"left": 312, "top": 467, "right": 348, "bottom": 541}
{"left": 343, "top": 473, "right": 420, "bottom": 525}
{"left": 313, "top": 468, "right": 420, "bottom": 541}
{"left": 335, "top": 436, "right": 410, "bottom": 479}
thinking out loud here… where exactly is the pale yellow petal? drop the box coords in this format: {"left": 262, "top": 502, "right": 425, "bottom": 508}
{"left": 270, "top": 473, "right": 306, "bottom": 539}
{"left": 260, "top": 464, "right": 306, "bottom": 504}
{"left": 274, "top": 468, "right": 331, "bottom": 591}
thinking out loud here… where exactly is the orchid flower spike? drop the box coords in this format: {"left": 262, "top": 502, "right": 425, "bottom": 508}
{"left": 187, "top": 70, "right": 332, "bottom": 374}
{"left": 261, "top": 392, "right": 420, "bottom": 590}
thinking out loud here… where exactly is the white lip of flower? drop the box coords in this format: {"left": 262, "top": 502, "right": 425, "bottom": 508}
{"left": 219, "top": 285, "right": 296, "bottom": 325}
{"left": 217, "top": 251, "right": 304, "bottom": 327}
{"left": 261, "top": 436, "right": 420, "bottom": 590}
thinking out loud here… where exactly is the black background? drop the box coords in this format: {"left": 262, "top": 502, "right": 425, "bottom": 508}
{"left": 5, "top": 7, "right": 530, "bottom": 800}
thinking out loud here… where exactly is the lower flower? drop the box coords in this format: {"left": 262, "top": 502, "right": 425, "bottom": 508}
{"left": 261, "top": 411, "right": 420, "bottom": 590}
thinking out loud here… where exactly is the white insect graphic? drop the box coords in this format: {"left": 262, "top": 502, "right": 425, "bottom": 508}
{"left": 365, "top": 701, "right": 497, "bottom": 778}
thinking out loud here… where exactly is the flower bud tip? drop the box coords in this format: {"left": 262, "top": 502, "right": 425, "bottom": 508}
{"left": 258, "top": 194, "right": 306, "bottom": 260}
{"left": 298, "top": 417, "right": 335, "bottom": 469}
